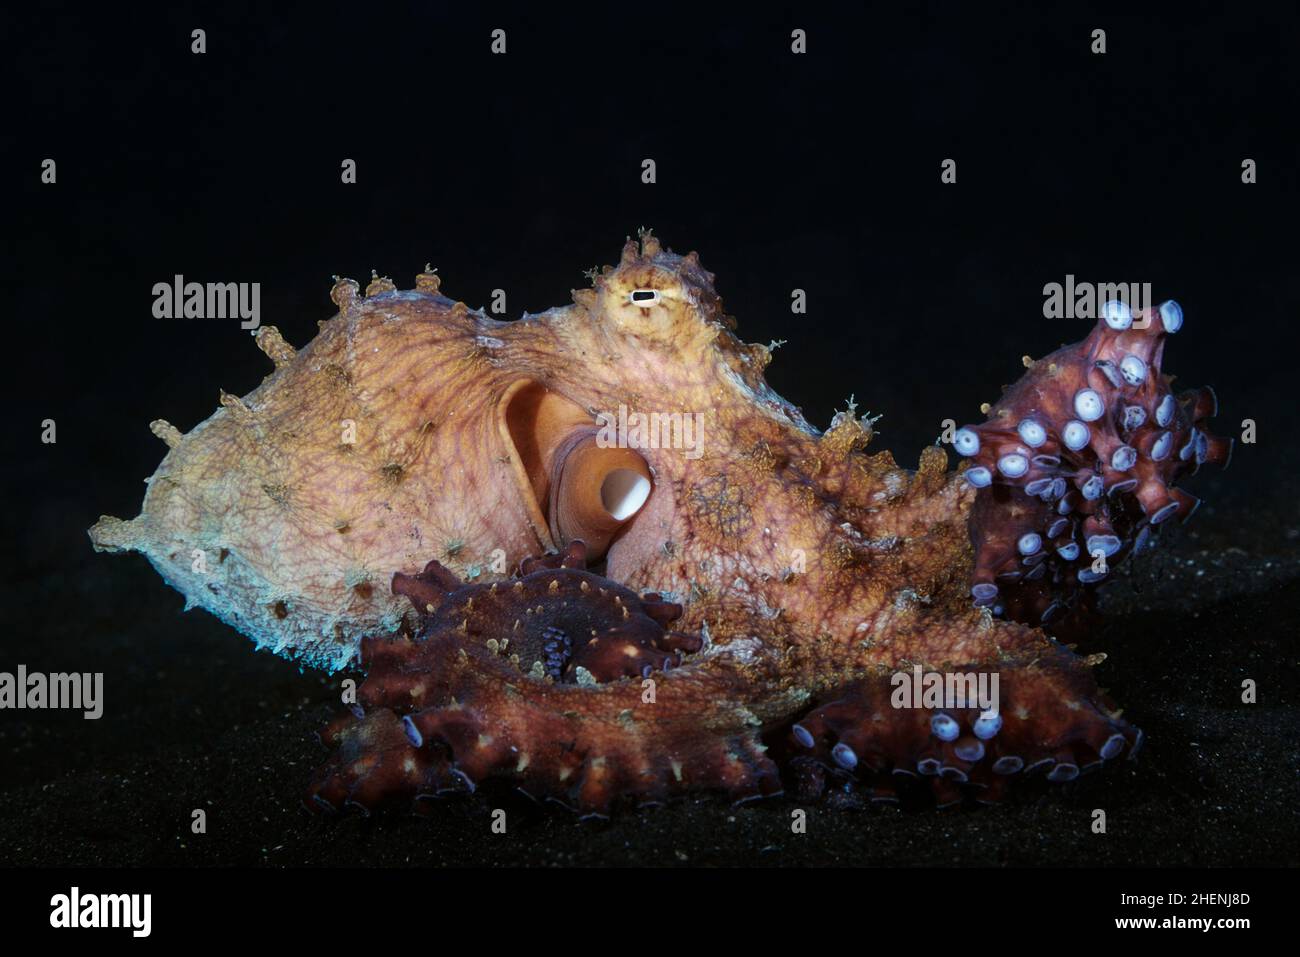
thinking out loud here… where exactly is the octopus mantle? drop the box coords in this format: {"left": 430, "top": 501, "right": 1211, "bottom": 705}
{"left": 90, "top": 232, "right": 1229, "bottom": 813}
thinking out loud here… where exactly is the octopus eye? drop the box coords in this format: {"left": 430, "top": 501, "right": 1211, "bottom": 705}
{"left": 629, "top": 289, "right": 660, "bottom": 305}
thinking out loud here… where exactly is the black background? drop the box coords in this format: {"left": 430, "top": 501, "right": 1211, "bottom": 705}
{"left": 3, "top": 2, "right": 1298, "bottom": 877}
{"left": 11, "top": 3, "right": 1296, "bottom": 533}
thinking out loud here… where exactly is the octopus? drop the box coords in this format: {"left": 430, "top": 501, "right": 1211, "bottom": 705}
{"left": 89, "top": 232, "right": 1231, "bottom": 815}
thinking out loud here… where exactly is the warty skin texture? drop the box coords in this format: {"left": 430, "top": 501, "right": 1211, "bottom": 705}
{"left": 91, "top": 233, "right": 1226, "bottom": 812}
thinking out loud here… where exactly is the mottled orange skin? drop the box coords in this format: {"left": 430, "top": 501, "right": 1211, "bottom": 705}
{"left": 91, "top": 234, "right": 1227, "bottom": 813}
{"left": 89, "top": 236, "right": 986, "bottom": 679}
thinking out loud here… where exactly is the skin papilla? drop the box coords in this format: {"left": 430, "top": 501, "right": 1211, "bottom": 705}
{"left": 90, "top": 232, "right": 1228, "bottom": 813}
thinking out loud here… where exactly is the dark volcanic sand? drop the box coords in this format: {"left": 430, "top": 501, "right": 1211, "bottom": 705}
{"left": 1, "top": 450, "right": 1295, "bottom": 868}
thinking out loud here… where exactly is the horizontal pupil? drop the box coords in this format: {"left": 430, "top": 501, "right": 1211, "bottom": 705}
{"left": 631, "top": 291, "right": 657, "bottom": 301}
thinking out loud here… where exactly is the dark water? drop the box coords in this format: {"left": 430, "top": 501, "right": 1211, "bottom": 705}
{"left": 3, "top": 5, "right": 1297, "bottom": 867}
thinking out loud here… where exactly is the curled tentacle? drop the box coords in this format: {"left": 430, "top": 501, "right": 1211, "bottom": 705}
{"left": 309, "top": 543, "right": 784, "bottom": 816}
{"left": 953, "top": 300, "right": 1229, "bottom": 633}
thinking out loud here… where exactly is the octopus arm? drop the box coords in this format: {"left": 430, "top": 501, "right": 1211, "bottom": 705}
{"left": 308, "top": 543, "right": 790, "bottom": 817}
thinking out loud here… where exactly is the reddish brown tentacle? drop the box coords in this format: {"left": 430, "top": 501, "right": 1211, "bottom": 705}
{"left": 953, "top": 301, "right": 1227, "bottom": 633}
{"left": 777, "top": 644, "right": 1138, "bottom": 808}
{"left": 308, "top": 548, "right": 782, "bottom": 816}
{"left": 391, "top": 559, "right": 462, "bottom": 615}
